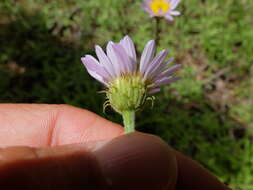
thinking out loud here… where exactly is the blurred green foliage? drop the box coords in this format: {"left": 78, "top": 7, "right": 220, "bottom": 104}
{"left": 0, "top": 0, "right": 253, "bottom": 189}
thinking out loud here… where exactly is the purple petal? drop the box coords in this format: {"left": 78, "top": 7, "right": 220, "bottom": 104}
{"left": 154, "top": 64, "right": 181, "bottom": 81}
{"left": 148, "top": 57, "right": 174, "bottom": 80}
{"left": 143, "top": 50, "right": 168, "bottom": 80}
{"left": 171, "top": 0, "right": 181, "bottom": 9}
{"left": 170, "top": 10, "right": 181, "bottom": 16}
{"left": 148, "top": 88, "right": 161, "bottom": 94}
{"left": 142, "top": 4, "right": 155, "bottom": 17}
{"left": 140, "top": 40, "right": 156, "bottom": 74}
{"left": 88, "top": 70, "right": 108, "bottom": 86}
{"left": 112, "top": 43, "right": 133, "bottom": 74}
{"left": 159, "top": 57, "right": 174, "bottom": 72}
{"left": 95, "top": 45, "right": 116, "bottom": 79}
{"left": 120, "top": 36, "right": 137, "bottom": 63}
{"left": 81, "top": 56, "right": 108, "bottom": 86}
{"left": 165, "top": 14, "right": 174, "bottom": 21}
{"left": 106, "top": 41, "right": 121, "bottom": 77}
{"left": 154, "top": 76, "right": 180, "bottom": 87}
{"left": 81, "top": 55, "right": 109, "bottom": 78}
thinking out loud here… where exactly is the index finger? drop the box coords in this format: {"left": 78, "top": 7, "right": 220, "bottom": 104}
{"left": 0, "top": 104, "right": 123, "bottom": 147}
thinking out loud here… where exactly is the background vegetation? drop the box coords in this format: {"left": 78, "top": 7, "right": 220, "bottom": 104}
{"left": 0, "top": 0, "right": 253, "bottom": 189}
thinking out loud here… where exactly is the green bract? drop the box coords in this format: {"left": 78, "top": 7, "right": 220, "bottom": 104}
{"left": 105, "top": 74, "right": 146, "bottom": 114}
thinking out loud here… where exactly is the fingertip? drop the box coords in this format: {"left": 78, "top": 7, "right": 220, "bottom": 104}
{"left": 93, "top": 132, "right": 177, "bottom": 190}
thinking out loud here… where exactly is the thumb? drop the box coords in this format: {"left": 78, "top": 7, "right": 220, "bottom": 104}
{"left": 0, "top": 132, "right": 177, "bottom": 190}
{"left": 94, "top": 132, "right": 177, "bottom": 190}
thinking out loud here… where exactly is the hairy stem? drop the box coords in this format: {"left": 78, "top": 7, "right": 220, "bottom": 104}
{"left": 122, "top": 110, "right": 135, "bottom": 134}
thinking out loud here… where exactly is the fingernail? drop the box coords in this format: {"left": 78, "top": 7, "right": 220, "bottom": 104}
{"left": 93, "top": 132, "right": 177, "bottom": 190}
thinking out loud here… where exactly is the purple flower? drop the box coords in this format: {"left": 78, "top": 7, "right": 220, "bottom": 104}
{"left": 142, "top": 0, "right": 181, "bottom": 21}
{"left": 81, "top": 36, "right": 180, "bottom": 95}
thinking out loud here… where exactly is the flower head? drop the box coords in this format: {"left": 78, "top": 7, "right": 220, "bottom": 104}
{"left": 81, "top": 36, "right": 180, "bottom": 113}
{"left": 142, "top": 0, "right": 181, "bottom": 21}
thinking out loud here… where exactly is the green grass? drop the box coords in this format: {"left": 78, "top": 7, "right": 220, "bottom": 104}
{"left": 0, "top": 0, "right": 253, "bottom": 189}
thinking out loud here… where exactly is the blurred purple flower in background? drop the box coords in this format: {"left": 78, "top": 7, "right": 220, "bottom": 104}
{"left": 142, "top": 0, "right": 181, "bottom": 21}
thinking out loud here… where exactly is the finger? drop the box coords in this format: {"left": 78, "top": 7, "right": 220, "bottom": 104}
{"left": 175, "top": 151, "right": 230, "bottom": 190}
{"left": 0, "top": 144, "right": 107, "bottom": 189}
{"left": 0, "top": 104, "right": 123, "bottom": 147}
{"left": 0, "top": 132, "right": 177, "bottom": 190}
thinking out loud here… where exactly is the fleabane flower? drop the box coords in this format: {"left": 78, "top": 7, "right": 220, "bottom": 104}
{"left": 81, "top": 36, "right": 180, "bottom": 133}
{"left": 142, "top": 0, "right": 181, "bottom": 21}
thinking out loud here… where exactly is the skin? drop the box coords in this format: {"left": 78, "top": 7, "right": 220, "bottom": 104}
{"left": 0, "top": 104, "right": 230, "bottom": 190}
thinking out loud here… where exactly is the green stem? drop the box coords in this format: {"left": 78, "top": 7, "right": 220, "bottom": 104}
{"left": 122, "top": 110, "right": 135, "bottom": 134}
{"left": 155, "top": 17, "right": 162, "bottom": 47}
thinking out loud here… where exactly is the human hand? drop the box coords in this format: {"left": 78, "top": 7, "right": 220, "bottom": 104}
{"left": 0, "top": 104, "right": 229, "bottom": 190}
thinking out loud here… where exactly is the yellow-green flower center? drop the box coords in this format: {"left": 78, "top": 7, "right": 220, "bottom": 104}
{"left": 106, "top": 74, "right": 146, "bottom": 113}
{"left": 150, "top": 0, "right": 170, "bottom": 15}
